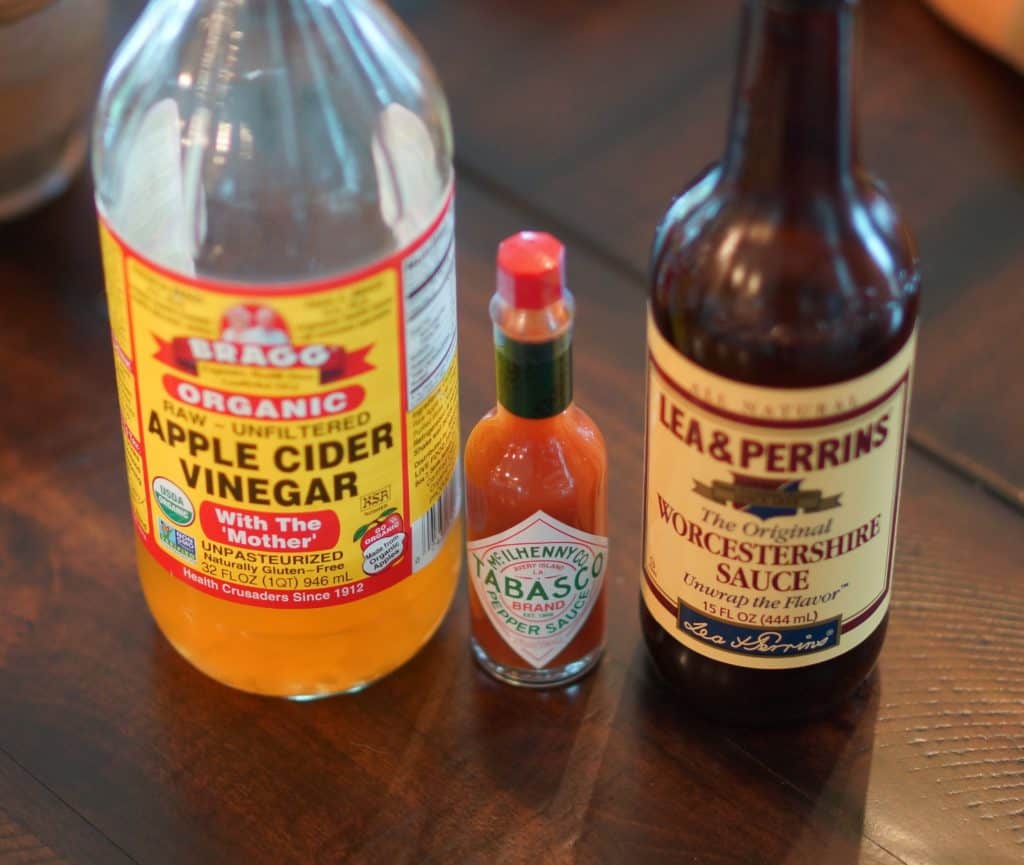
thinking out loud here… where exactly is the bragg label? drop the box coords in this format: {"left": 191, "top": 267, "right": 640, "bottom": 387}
{"left": 98, "top": 191, "right": 460, "bottom": 608}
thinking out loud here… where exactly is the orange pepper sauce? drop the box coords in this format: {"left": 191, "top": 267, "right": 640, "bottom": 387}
{"left": 464, "top": 233, "right": 608, "bottom": 686}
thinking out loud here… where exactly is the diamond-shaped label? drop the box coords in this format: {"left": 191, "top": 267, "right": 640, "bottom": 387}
{"left": 467, "top": 511, "right": 609, "bottom": 669}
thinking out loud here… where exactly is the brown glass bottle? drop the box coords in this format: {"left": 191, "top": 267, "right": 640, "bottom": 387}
{"left": 641, "top": 0, "right": 920, "bottom": 724}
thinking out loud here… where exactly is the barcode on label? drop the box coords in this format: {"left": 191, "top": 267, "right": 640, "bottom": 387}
{"left": 412, "top": 469, "right": 461, "bottom": 570}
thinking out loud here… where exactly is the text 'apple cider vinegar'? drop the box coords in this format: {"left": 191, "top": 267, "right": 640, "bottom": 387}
{"left": 93, "top": 0, "right": 462, "bottom": 697}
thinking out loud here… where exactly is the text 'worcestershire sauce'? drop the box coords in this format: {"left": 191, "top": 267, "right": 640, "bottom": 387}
{"left": 641, "top": 0, "right": 920, "bottom": 724}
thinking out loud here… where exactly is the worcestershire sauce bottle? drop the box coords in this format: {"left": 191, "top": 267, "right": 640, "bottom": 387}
{"left": 642, "top": 0, "right": 920, "bottom": 724}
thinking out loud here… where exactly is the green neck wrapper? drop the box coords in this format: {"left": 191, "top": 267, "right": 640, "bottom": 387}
{"left": 495, "top": 330, "right": 573, "bottom": 419}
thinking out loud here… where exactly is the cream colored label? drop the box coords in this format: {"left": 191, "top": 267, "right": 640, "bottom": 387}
{"left": 643, "top": 310, "right": 915, "bottom": 669}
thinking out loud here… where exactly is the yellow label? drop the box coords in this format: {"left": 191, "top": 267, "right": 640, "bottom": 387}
{"left": 98, "top": 194, "right": 459, "bottom": 609}
{"left": 643, "top": 309, "right": 915, "bottom": 669}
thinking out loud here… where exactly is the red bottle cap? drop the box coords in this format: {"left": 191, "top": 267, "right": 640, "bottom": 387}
{"left": 496, "top": 231, "right": 565, "bottom": 309}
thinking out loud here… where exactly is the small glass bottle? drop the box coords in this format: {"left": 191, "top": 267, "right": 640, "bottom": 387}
{"left": 465, "top": 232, "right": 608, "bottom": 687}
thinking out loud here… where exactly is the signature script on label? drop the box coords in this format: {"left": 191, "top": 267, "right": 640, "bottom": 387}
{"left": 683, "top": 620, "right": 833, "bottom": 654}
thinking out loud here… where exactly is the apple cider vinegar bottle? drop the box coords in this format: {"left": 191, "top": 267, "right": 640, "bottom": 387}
{"left": 93, "top": 0, "right": 462, "bottom": 698}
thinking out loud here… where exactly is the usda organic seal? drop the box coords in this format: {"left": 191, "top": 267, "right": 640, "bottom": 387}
{"left": 153, "top": 477, "right": 195, "bottom": 526}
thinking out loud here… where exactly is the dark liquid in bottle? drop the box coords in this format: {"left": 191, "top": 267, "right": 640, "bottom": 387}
{"left": 642, "top": 0, "right": 919, "bottom": 725}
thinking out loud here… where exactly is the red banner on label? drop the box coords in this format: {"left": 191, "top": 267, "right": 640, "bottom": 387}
{"left": 360, "top": 513, "right": 405, "bottom": 550}
{"left": 162, "top": 374, "right": 364, "bottom": 421}
{"left": 122, "top": 419, "right": 142, "bottom": 453}
{"left": 199, "top": 502, "right": 340, "bottom": 552}
{"left": 153, "top": 336, "right": 373, "bottom": 383}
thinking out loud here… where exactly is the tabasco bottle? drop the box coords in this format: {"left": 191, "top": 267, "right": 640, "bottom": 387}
{"left": 465, "top": 232, "right": 608, "bottom": 687}
{"left": 642, "top": 0, "right": 920, "bottom": 723}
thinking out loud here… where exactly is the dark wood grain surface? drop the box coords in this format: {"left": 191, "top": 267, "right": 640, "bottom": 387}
{"left": 1, "top": 1, "right": 1022, "bottom": 864}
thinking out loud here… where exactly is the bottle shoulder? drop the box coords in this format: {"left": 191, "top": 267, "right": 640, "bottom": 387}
{"left": 465, "top": 405, "right": 607, "bottom": 476}
{"left": 650, "top": 166, "right": 920, "bottom": 386}
{"left": 563, "top": 404, "right": 607, "bottom": 458}
{"left": 93, "top": 0, "right": 453, "bottom": 282}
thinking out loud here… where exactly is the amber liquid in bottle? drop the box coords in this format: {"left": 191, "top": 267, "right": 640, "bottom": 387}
{"left": 642, "top": 0, "right": 920, "bottom": 724}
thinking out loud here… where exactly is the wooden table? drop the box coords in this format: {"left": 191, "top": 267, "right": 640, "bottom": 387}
{"left": 1, "top": 1, "right": 1021, "bottom": 863}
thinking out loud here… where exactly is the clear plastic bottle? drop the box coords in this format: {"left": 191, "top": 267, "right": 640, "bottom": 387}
{"left": 93, "top": 0, "right": 462, "bottom": 698}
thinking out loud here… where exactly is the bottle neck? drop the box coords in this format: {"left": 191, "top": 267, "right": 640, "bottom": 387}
{"left": 722, "top": 0, "right": 858, "bottom": 196}
{"left": 495, "top": 330, "right": 573, "bottom": 419}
